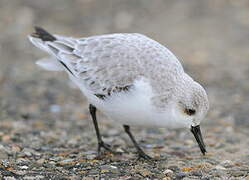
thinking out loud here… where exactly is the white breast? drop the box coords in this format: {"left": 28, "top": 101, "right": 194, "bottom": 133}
{"left": 99, "top": 78, "right": 155, "bottom": 126}
{"left": 71, "top": 76, "right": 190, "bottom": 128}
{"left": 72, "top": 77, "right": 156, "bottom": 126}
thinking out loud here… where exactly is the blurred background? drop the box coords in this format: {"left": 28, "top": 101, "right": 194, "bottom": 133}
{"left": 0, "top": 0, "right": 249, "bottom": 179}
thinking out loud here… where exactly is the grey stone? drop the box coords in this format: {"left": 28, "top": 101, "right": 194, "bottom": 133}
{"left": 175, "top": 172, "right": 187, "bottom": 179}
{"left": 101, "top": 165, "right": 119, "bottom": 174}
{"left": 0, "top": 148, "right": 8, "bottom": 160}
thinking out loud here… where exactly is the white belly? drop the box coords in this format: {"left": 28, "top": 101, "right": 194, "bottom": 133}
{"left": 98, "top": 89, "right": 155, "bottom": 126}
{"left": 90, "top": 78, "right": 158, "bottom": 126}
{"left": 71, "top": 76, "right": 188, "bottom": 128}
{"left": 74, "top": 77, "right": 161, "bottom": 127}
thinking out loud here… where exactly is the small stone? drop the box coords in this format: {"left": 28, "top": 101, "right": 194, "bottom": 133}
{"left": 88, "top": 168, "right": 99, "bottom": 175}
{"left": 22, "top": 148, "right": 33, "bottom": 157}
{"left": 15, "top": 170, "right": 27, "bottom": 175}
{"left": 231, "top": 170, "right": 246, "bottom": 177}
{"left": 19, "top": 165, "right": 29, "bottom": 169}
{"left": 48, "top": 161, "right": 56, "bottom": 165}
{"left": 2, "top": 159, "right": 9, "bottom": 167}
{"left": 23, "top": 175, "right": 44, "bottom": 180}
{"left": 36, "top": 158, "right": 45, "bottom": 165}
{"left": 101, "top": 165, "right": 119, "bottom": 174}
{"left": 140, "top": 169, "right": 151, "bottom": 177}
{"left": 16, "top": 158, "right": 30, "bottom": 166}
{"left": 58, "top": 158, "right": 74, "bottom": 166}
{"left": 4, "top": 177, "right": 17, "bottom": 180}
{"left": 82, "top": 177, "right": 95, "bottom": 180}
{"left": 220, "top": 160, "right": 233, "bottom": 168}
{"left": 214, "top": 165, "right": 226, "bottom": 170}
{"left": 86, "top": 154, "right": 95, "bottom": 160}
{"left": 175, "top": 172, "right": 187, "bottom": 179}
{"left": 191, "top": 171, "right": 202, "bottom": 176}
{"left": 11, "top": 145, "right": 22, "bottom": 153}
{"left": 201, "top": 177, "right": 210, "bottom": 180}
{"left": 116, "top": 147, "right": 125, "bottom": 153}
{"left": 163, "top": 169, "right": 174, "bottom": 176}
{"left": 163, "top": 177, "right": 172, "bottom": 180}
{"left": 168, "top": 165, "right": 180, "bottom": 171}
{"left": 0, "top": 147, "right": 8, "bottom": 160}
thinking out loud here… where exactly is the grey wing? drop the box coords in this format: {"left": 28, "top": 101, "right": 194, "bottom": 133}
{"left": 44, "top": 33, "right": 184, "bottom": 97}
{"left": 46, "top": 34, "right": 141, "bottom": 96}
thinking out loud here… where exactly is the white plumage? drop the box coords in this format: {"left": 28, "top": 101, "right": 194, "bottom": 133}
{"left": 29, "top": 30, "right": 209, "bottom": 128}
{"left": 28, "top": 27, "right": 209, "bottom": 158}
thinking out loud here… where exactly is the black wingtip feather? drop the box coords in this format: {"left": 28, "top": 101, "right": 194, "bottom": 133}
{"left": 31, "top": 26, "right": 56, "bottom": 42}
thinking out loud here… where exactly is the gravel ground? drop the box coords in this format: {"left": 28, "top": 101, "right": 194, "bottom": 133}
{"left": 0, "top": 0, "right": 249, "bottom": 179}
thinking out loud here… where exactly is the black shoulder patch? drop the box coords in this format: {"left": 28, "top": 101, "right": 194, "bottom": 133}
{"left": 94, "top": 85, "right": 132, "bottom": 100}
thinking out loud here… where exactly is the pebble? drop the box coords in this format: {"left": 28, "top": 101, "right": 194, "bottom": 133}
{"left": 82, "top": 177, "right": 95, "bottom": 180}
{"left": 220, "top": 160, "right": 233, "bottom": 168}
{"left": 4, "top": 177, "right": 17, "bottom": 180}
{"left": 163, "top": 177, "right": 172, "bottom": 180}
{"left": 88, "top": 168, "right": 99, "bottom": 175}
{"left": 175, "top": 172, "right": 187, "bottom": 179}
{"left": 101, "top": 165, "right": 119, "bottom": 174}
{"left": 168, "top": 165, "right": 180, "bottom": 171}
{"left": 231, "top": 170, "right": 246, "bottom": 177}
{"left": 116, "top": 147, "right": 125, "bottom": 153}
{"left": 139, "top": 169, "right": 151, "bottom": 177}
{"left": 21, "top": 148, "right": 33, "bottom": 157}
{"left": 0, "top": 147, "right": 8, "bottom": 160}
{"left": 58, "top": 158, "right": 75, "bottom": 166}
{"left": 86, "top": 154, "right": 96, "bottom": 160}
{"left": 16, "top": 158, "right": 30, "bottom": 166}
{"left": 163, "top": 169, "right": 174, "bottom": 176}
{"left": 191, "top": 170, "right": 203, "bottom": 177}
{"left": 15, "top": 170, "right": 27, "bottom": 176}
{"left": 23, "top": 175, "right": 45, "bottom": 180}
{"left": 201, "top": 177, "right": 210, "bottom": 180}
{"left": 36, "top": 158, "right": 45, "bottom": 165}
{"left": 1, "top": 159, "right": 10, "bottom": 167}
{"left": 84, "top": 151, "right": 96, "bottom": 160}
{"left": 11, "top": 144, "right": 22, "bottom": 153}
{"left": 214, "top": 165, "right": 226, "bottom": 170}
{"left": 19, "top": 165, "right": 29, "bottom": 169}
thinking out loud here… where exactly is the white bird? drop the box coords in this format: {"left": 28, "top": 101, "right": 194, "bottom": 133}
{"left": 28, "top": 27, "right": 209, "bottom": 159}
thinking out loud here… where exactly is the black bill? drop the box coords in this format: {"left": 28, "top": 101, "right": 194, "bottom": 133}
{"left": 190, "top": 125, "right": 206, "bottom": 155}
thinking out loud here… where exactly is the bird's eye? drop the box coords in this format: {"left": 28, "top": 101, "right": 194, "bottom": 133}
{"left": 184, "top": 108, "right": 196, "bottom": 116}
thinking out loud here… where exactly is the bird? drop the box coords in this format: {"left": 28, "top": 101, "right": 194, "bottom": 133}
{"left": 28, "top": 27, "right": 209, "bottom": 159}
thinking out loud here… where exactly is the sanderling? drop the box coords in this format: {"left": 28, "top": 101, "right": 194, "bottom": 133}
{"left": 28, "top": 27, "right": 209, "bottom": 159}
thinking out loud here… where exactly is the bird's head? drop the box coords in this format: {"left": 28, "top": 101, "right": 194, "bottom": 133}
{"left": 174, "top": 79, "right": 209, "bottom": 155}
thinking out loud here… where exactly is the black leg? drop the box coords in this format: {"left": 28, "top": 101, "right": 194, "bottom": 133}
{"left": 89, "top": 104, "right": 116, "bottom": 155}
{"left": 123, "top": 125, "right": 152, "bottom": 159}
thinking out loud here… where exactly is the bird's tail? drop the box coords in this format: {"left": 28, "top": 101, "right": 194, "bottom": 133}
{"left": 28, "top": 27, "right": 64, "bottom": 71}
{"left": 31, "top": 26, "right": 57, "bottom": 42}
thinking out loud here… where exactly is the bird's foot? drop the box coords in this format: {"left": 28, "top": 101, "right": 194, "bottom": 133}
{"left": 97, "top": 141, "right": 121, "bottom": 156}
{"left": 137, "top": 150, "right": 152, "bottom": 160}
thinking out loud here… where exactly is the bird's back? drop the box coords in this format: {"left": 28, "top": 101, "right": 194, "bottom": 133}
{"left": 29, "top": 30, "right": 184, "bottom": 97}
